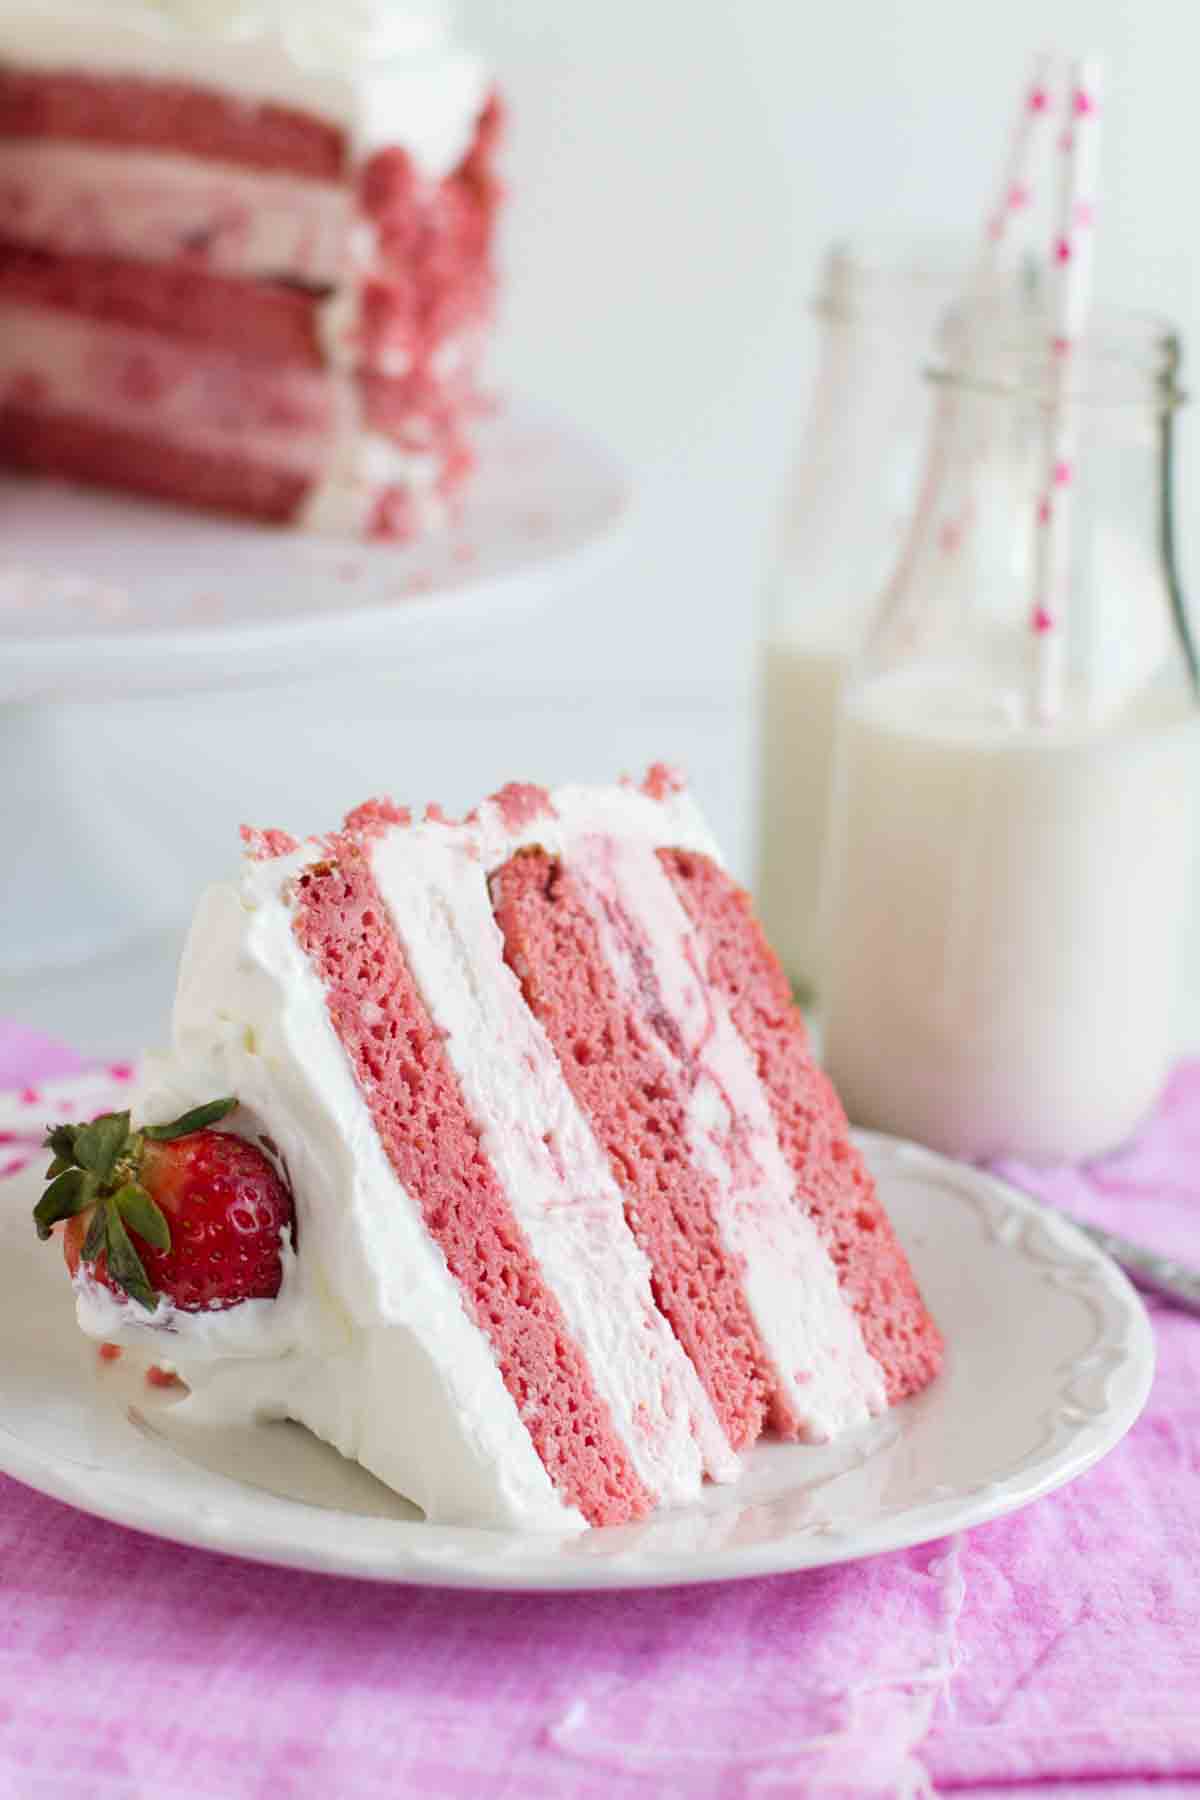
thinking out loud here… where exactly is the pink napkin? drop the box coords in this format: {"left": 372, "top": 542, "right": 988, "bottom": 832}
{"left": 1, "top": 1028, "right": 1197, "bottom": 1798}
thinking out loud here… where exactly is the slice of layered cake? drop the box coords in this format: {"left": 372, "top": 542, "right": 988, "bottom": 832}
{"left": 0, "top": 2, "right": 500, "bottom": 536}
{"left": 34, "top": 770, "right": 942, "bottom": 1531}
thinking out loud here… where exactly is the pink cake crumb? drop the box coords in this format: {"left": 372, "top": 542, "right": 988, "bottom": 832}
{"left": 343, "top": 798, "right": 414, "bottom": 839}
{"left": 241, "top": 825, "right": 300, "bottom": 862}
{"left": 359, "top": 94, "right": 502, "bottom": 366}
{"left": 489, "top": 783, "right": 556, "bottom": 832}
{"left": 490, "top": 847, "right": 777, "bottom": 1452}
{"left": 659, "top": 849, "right": 944, "bottom": 1405}
{"left": 367, "top": 487, "right": 418, "bottom": 543}
{"left": 641, "top": 764, "right": 687, "bottom": 802}
{"left": 291, "top": 840, "right": 654, "bottom": 1527}
{"left": 146, "top": 1364, "right": 184, "bottom": 1390}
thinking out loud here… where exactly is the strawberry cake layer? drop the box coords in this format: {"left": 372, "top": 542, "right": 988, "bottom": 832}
{"left": 81, "top": 772, "right": 941, "bottom": 1534}
{"left": 0, "top": 2, "right": 500, "bottom": 536}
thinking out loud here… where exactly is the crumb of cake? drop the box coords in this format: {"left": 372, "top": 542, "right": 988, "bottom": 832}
{"left": 344, "top": 798, "right": 413, "bottom": 838}
{"left": 489, "top": 783, "right": 557, "bottom": 831}
{"left": 642, "top": 763, "right": 687, "bottom": 801}
{"left": 146, "top": 1365, "right": 185, "bottom": 1391}
{"left": 241, "top": 825, "right": 300, "bottom": 861}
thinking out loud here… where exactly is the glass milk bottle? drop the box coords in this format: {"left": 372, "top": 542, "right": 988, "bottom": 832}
{"left": 758, "top": 247, "right": 966, "bottom": 1001}
{"left": 821, "top": 311, "right": 1200, "bottom": 1164}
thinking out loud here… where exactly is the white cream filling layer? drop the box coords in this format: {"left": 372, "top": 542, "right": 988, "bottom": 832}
{"left": 0, "top": 1, "right": 490, "bottom": 173}
{"left": 0, "top": 142, "right": 352, "bottom": 283}
{"left": 369, "top": 823, "right": 737, "bottom": 1502}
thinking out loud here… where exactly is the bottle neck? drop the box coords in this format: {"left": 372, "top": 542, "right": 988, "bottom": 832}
{"left": 857, "top": 310, "right": 1195, "bottom": 732}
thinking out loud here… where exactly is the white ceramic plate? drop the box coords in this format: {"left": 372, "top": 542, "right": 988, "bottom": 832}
{"left": 0, "top": 1133, "right": 1153, "bottom": 1591}
{"left": 0, "top": 396, "right": 630, "bottom": 704}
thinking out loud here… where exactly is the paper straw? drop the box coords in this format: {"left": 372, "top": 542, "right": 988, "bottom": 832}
{"left": 875, "top": 56, "right": 1059, "bottom": 659}
{"left": 977, "top": 51, "right": 1056, "bottom": 285}
{"left": 931, "top": 55, "right": 1058, "bottom": 584}
{"left": 1030, "top": 54, "right": 1103, "bottom": 724}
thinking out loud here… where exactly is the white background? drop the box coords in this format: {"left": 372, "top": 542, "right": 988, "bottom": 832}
{"left": 471, "top": 0, "right": 1199, "bottom": 692}
{"left": 7, "top": 0, "right": 1200, "bottom": 1048}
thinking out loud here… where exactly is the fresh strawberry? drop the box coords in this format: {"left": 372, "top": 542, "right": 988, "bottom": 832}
{"left": 36, "top": 1099, "right": 294, "bottom": 1313}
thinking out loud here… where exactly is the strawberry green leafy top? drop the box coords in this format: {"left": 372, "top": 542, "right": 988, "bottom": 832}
{"left": 34, "top": 1099, "right": 237, "bottom": 1311}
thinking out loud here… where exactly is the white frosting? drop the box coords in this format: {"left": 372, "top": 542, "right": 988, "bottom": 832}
{"left": 129, "top": 865, "right": 580, "bottom": 1532}
{"left": 0, "top": 0, "right": 489, "bottom": 173}
{"left": 74, "top": 1223, "right": 305, "bottom": 1358}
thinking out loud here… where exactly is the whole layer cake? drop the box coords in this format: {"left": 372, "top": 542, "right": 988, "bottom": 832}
{"left": 39, "top": 770, "right": 943, "bottom": 1532}
{"left": 0, "top": 1, "right": 500, "bottom": 536}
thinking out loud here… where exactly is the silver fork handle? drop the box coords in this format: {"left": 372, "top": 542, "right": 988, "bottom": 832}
{"left": 1077, "top": 1220, "right": 1200, "bottom": 1318}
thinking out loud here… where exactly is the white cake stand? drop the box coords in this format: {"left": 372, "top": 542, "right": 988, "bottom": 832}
{"left": 1, "top": 398, "right": 631, "bottom": 973}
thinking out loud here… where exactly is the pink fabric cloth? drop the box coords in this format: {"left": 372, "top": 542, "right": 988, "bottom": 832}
{"left": 0, "top": 1021, "right": 87, "bottom": 1090}
{"left": 0, "top": 1028, "right": 1197, "bottom": 1798}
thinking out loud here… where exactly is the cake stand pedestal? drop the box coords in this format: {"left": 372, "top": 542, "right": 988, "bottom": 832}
{"left": 0, "top": 398, "right": 631, "bottom": 974}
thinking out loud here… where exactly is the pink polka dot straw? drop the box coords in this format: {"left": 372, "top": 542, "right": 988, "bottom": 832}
{"left": 921, "top": 54, "right": 1058, "bottom": 602}
{"left": 1030, "top": 52, "right": 1103, "bottom": 725}
{"left": 978, "top": 51, "right": 1055, "bottom": 280}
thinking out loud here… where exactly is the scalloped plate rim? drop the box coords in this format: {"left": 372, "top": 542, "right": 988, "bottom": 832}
{"left": 0, "top": 1131, "right": 1155, "bottom": 1591}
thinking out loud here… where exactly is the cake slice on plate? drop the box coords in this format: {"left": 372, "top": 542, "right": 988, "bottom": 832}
{"left": 34, "top": 769, "right": 942, "bottom": 1531}
{"left": 0, "top": 2, "right": 500, "bottom": 536}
